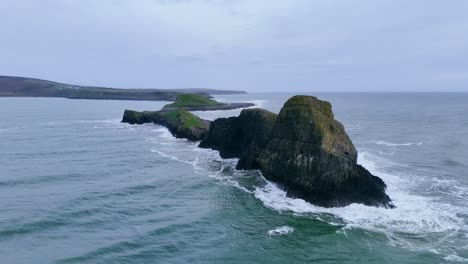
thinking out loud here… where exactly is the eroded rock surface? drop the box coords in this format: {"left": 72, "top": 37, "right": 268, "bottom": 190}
{"left": 200, "top": 96, "right": 393, "bottom": 208}
{"left": 199, "top": 108, "right": 277, "bottom": 168}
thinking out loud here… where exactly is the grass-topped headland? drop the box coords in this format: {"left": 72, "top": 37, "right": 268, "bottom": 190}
{"left": 122, "top": 93, "right": 255, "bottom": 139}
{"left": 162, "top": 94, "right": 224, "bottom": 110}
{"left": 122, "top": 108, "right": 209, "bottom": 140}
{"left": 156, "top": 109, "right": 206, "bottom": 129}
{"left": 161, "top": 93, "right": 254, "bottom": 111}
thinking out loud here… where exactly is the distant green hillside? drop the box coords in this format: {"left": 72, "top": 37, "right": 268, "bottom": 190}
{"left": 0, "top": 75, "right": 247, "bottom": 101}
{"left": 163, "top": 94, "right": 224, "bottom": 109}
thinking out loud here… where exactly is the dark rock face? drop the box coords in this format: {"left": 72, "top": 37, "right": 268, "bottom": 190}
{"left": 199, "top": 109, "right": 277, "bottom": 165}
{"left": 200, "top": 96, "right": 393, "bottom": 208}
{"left": 199, "top": 116, "right": 243, "bottom": 158}
{"left": 122, "top": 109, "right": 210, "bottom": 141}
{"left": 122, "top": 110, "right": 150, "bottom": 124}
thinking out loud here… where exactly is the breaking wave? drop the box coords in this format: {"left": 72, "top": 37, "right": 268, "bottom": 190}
{"left": 267, "top": 226, "right": 294, "bottom": 236}
{"left": 148, "top": 125, "right": 468, "bottom": 261}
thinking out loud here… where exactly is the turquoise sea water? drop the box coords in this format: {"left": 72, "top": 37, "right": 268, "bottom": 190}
{"left": 0, "top": 93, "right": 467, "bottom": 264}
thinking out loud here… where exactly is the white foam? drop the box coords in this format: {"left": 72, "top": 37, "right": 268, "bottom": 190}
{"left": 378, "top": 150, "right": 395, "bottom": 156}
{"left": 75, "top": 119, "right": 120, "bottom": 124}
{"left": 254, "top": 151, "right": 467, "bottom": 258}
{"left": 150, "top": 149, "right": 193, "bottom": 166}
{"left": 373, "top": 140, "right": 423, "bottom": 147}
{"left": 148, "top": 128, "right": 253, "bottom": 194}
{"left": 194, "top": 148, "right": 253, "bottom": 193}
{"left": 346, "top": 124, "right": 361, "bottom": 131}
{"left": 247, "top": 99, "right": 266, "bottom": 108}
{"left": 155, "top": 127, "right": 176, "bottom": 140}
{"left": 255, "top": 181, "right": 319, "bottom": 214}
{"left": 444, "top": 254, "right": 468, "bottom": 262}
{"left": 428, "top": 177, "right": 468, "bottom": 202}
{"left": 146, "top": 121, "right": 467, "bottom": 259}
{"left": 267, "top": 226, "right": 295, "bottom": 236}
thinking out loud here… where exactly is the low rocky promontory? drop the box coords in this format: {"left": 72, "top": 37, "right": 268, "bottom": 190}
{"left": 200, "top": 96, "right": 394, "bottom": 208}
{"left": 162, "top": 94, "right": 254, "bottom": 111}
{"left": 122, "top": 109, "right": 210, "bottom": 141}
{"left": 122, "top": 93, "right": 254, "bottom": 139}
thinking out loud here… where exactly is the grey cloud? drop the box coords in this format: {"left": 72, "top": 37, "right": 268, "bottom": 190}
{"left": 1, "top": 0, "right": 467, "bottom": 91}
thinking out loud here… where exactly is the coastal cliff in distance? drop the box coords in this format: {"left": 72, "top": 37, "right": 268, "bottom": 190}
{"left": 0, "top": 75, "right": 247, "bottom": 101}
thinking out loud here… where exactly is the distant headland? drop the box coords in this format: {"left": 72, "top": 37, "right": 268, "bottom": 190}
{"left": 0, "top": 75, "right": 247, "bottom": 101}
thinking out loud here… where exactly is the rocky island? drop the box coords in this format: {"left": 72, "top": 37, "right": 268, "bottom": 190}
{"left": 161, "top": 94, "right": 254, "bottom": 111}
{"left": 123, "top": 95, "right": 394, "bottom": 208}
{"left": 121, "top": 93, "right": 252, "bottom": 140}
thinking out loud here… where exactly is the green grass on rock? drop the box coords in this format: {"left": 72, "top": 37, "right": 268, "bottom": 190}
{"left": 163, "top": 94, "right": 224, "bottom": 109}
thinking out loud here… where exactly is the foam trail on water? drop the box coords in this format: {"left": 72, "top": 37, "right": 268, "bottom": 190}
{"left": 247, "top": 99, "right": 267, "bottom": 108}
{"left": 254, "top": 151, "right": 467, "bottom": 259}
{"left": 444, "top": 254, "right": 468, "bottom": 262}
{"left": 267, "top": 226, "right": 294, "bottom": 236}
{"left": 148, "top": 125, "right": 253, "bottom": 194}
{"left": 150, "top": 149, "right": 193, "bottom": 165}
{"left": 372, "top": 140, "right": 423, "bottom": 146}
{"left": 145, "top": 122, "right": 467, "bottom": 259}
{"left": 75, "top": 119, "right": 121, "bottom": 124}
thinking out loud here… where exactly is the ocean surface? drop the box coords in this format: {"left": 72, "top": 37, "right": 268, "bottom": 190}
{"left": 0, "top": 93, "right": 467, "bottom": 264}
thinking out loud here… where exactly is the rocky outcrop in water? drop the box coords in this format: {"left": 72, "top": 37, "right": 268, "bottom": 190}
{"left": 200, "top": 96, "right": 393, "bottom": 208}
{"left": 122, "top": 109, "right": 210, "bottom": 141}
{"left": 121, "top": 94, "right": 254, "bottom": 140}
{"left": 199, "top": 108, "right": 277, "bottom": 168}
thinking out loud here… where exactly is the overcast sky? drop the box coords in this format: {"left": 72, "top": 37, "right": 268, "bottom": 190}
{"left": 1, "top": 0, "right": 467, "bottom": 92}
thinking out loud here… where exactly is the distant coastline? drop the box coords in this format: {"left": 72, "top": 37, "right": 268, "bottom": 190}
{"left": 0, "top": 75, "right": 247, "bottom": 101}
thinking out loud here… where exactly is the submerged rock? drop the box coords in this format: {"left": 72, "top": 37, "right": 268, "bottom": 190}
{"left": 200, "top": 96, "right": 393, "bottom": 208}
{"left": 122, "top": 109, "right": 210, "bottom": 141}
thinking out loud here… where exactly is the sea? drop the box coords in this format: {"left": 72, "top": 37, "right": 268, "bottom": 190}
{"left": 0, "top": 93, "right": 467, "bottom": 264}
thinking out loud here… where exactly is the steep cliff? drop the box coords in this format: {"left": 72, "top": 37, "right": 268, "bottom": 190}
{"left": 200, "top": 96, "right": 393, "bottom": 208}
{"left": 199, "top": 108, "right": 277, "bottom": 167}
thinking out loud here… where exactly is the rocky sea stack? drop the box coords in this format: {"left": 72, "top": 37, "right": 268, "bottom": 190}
{"left": 200, "top": 96, "right": 393, "bottom": 208}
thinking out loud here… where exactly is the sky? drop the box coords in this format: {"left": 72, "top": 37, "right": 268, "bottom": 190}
{"left": 1, "top": 0, "right": 468, "bottom": 92}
